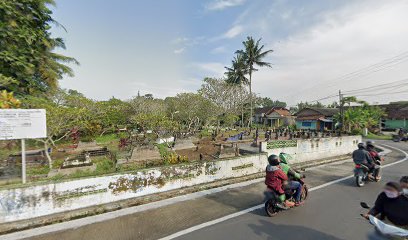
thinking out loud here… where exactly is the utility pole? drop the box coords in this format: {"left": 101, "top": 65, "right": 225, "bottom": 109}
{"left": 339, "top": 90, "right": 344, "bottom": 133}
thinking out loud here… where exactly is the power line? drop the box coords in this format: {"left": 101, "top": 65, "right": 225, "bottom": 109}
{"left": 348, "top": 89, "right": 408, "bottom": 97}
{"left": 343, "top": 78, "right": 408, "bottom": 94}
{"left": 286, "top": 50, "right": 408, "bottom": 100}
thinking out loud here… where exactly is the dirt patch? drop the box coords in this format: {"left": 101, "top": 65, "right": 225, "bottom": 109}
{"left": 175, "top": 139, "right": 219, "bottom": 161}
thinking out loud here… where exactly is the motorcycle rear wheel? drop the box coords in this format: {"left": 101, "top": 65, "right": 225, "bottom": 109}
{"left": 356, "top": 175, "right": 365, "bottom": 187}
{"left": 265, "top": 200, "right": 278, "bottom": 217}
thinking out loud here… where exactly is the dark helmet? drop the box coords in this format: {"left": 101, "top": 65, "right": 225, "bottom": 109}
{"left": 366, "top": 140, "right": 375, "bottom": 148}
{"left": 268, "top": 154, "right": 280, "bottom": 166}
{"left": 357, "top": 142, "right": 365, "bottom": 149}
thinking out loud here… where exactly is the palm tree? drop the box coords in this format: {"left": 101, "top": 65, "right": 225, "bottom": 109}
{"left": 225, "top": 53, "right": 249, "bottom": 127}
{"left": 236, "top": 36, "right": 273, "bottom": 126}
{"left": 225, "top": 53, "right": 249, "bottom": 85}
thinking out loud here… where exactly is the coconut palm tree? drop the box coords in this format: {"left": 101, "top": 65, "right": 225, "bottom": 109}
{"left": 236, "top": 37, "right": 273, "bottom": 126}
{"left": 224, "top": 53, "right": 250, "bottom": 127}
{"left": 225, "top": 53, "right": 249, "bottom": 85}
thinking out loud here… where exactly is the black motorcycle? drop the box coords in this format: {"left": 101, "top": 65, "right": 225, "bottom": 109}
{"left": 264, "top": 178, "right": 308, "bottom": 217}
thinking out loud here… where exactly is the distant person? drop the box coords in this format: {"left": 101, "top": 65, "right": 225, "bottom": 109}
{"left": 364, "top": 182, "right": 408, "bottom": 227}
{"left": 366, "top": 141, "right": 381, "bottom": 180}
{"left": 352, "top": 143, "right": 378, "bottom": 180}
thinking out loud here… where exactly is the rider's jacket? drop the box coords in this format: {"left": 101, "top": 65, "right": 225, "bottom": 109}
{"left": 265, "top": 165, "right": 288, "bottom": 195}
{"left": 367, "top": 148, "right": 381, "bottom": 161}
{"left": 369, "top": 192, "right": 408, "bottom": 226}
{"left": 279, "top": 163, "right": 301, "bottom": 180}
{"left": 352, "top": 149, "right": 374, "bottom": 166}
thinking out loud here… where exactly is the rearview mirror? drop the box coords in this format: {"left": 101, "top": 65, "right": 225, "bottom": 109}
{"left": 360, "top": 202, "right": 370, "bottom": 209}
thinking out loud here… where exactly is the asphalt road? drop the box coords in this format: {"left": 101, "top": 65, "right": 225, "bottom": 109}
{"left": 174, "top": 141, "right": 408, "bottom": 240}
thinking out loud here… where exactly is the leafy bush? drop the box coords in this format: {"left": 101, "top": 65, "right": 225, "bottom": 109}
{"left": 95, "top": 157, "right": 115, "bottom": 174}
{"left": 163, "top": 153, "right": 188, "bottom": 165}
{"left": 27, "top": 166, "right": 50, "bottom": 176}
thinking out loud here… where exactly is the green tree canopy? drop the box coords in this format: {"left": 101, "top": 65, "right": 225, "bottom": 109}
{"left": 0, "top": 0, "right": 78, "bottom": 95}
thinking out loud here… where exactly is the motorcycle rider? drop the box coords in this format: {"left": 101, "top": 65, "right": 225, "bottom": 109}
{"left": 279, "top": 153, "right": 304, "bottom": 206}
{"left": 352, "top": 143, "right": 378, "bottom": 180}
{"left": 366, "top": 141, "right": 381, "bottom": 181}
{"left": 364, "top": 182, "right": 408, "bottom": 227}
{"left": 279, "top": 153, "right": 302, "bottom": 180}
{"left": 265, "top": 154, "right": 295, "bottom": 208}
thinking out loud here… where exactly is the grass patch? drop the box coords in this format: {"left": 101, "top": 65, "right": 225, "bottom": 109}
{"left": 95, "top": 133, "right": 119, "bottom": 144}
{"left": 156, "top": 143, "right": 171, "bottom": 159}
{"left": 27, "top": 165, "right": 50, "bottom": 176}
{"left": 365, "top": 133, "right": 392, "bottom": 140}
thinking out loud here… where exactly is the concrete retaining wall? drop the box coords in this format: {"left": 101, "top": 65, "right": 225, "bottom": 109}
{"left": 0, "top": 154, "right": 267, "bottom": 223}
{"left": 261, "top": 135, "right": 362, "bottom": 164}
{"left": 0, "top": 135, "right": 361, "bottom": 223}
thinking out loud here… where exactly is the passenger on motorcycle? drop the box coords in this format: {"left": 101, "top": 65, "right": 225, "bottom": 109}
{"left": 265, "top": 154, "right": 294, "bottom": 208}
{"left": 352, "top": 143, "right": 379, "bottom": 180}
{"left": 265, "top": 155, "right": 303, "bottom": 208}
{"left": 366, "top": 141, "right": 381, "bottom": 180}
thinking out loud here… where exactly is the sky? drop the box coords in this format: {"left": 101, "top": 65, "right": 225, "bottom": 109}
{"left": 51, "top": 0, "right": 408, "bottom": 106}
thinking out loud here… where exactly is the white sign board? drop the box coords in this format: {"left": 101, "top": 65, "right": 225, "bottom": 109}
{"left": 0, "top": 109, "right": 47, "bottom": 140}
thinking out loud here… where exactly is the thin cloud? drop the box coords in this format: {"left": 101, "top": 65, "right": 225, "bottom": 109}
{"left": 193, "top": 62, "right": 225, "bottom": 76}
{"left": 211, "top": 46, "right": 227, "bottom": 54}
{"left": 223, "top": 25, "right": 243, "bottom": 38}
{"left": 206, "top": 0, "right": 246, "bottom": 11}
{"left": 252, "top": 0, "right": 408, "bottom": 105}
{"left": 174, "top": 48, "right": 185, "bottom": 54}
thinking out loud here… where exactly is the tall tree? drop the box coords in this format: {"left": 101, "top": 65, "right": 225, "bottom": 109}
{"left": 257, "top": 97, "right": 287, "bottom": 108}
{"left": 0, "top": 0, "right": 78, "bottom": 95}
{"left": 225, "top": 53, "right": 248, "bottom": 85}
{"left": 236, "top": 37, "right": 273, "bottom": 126}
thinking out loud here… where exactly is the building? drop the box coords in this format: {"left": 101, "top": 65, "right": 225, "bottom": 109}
{"left": 295, "top": 108, "right": 339, "bottom": 131}
{"left": 253, "top": 107, "right": 271, "bottom": 124}
{"left": 380, "top": 103, "right": 408, "bottom": 130}
{"left": 253, "top": 107, "right": 294, "bottom": 127}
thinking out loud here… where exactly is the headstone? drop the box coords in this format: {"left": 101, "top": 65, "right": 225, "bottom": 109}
{"left": 172, "top": 137, "right": 197, "bottom": 150}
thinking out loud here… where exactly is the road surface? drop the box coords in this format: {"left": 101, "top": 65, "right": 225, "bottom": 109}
{"left": 173, "top": 141, "right": 408, "bottom": 240}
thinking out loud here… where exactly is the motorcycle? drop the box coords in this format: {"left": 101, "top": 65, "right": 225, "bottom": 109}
{"left": 354, "top": 159, "right": 381, "bottom": 187}
{"left": 360, "top": 202, "right": 408, "bottom": 238}
{"left": 264, "top": 178, "right": 308, "bottom": 217}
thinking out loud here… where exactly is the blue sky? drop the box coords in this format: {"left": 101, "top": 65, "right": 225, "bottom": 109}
{"left": 52, "top": 0, "right": 408, "bottom": 105}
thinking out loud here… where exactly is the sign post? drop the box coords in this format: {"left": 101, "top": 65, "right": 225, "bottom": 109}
{"left": 21, "top": 139, "right": 26, "bottom": 184}
{"left": 0, "top": 109, "right": 46, "bottom": 184}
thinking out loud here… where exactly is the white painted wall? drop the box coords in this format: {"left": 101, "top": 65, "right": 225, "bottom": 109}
{"left": 260, "top": 135, "right": 362, "bottom": 164}
{"left": 0, "top": 135, "right": 361, "bottom": 223}
{"left": 0, "top": 154, "right": 267, "bottom": 223}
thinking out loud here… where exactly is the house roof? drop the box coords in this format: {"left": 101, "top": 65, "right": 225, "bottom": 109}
{"left": 265, "top": 107, "right": 291, "bottom": 116}
{"left": 295, "top": 108, "right": 339, "bottom": 118}
{"left": 378, "top": 103, "right": 408, "bottom": 119}
{"left": 254, "top": 107, "right": 272, "bottom": 115}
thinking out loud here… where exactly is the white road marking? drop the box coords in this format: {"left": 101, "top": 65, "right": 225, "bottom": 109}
{"left": 159, "top": 144, "right": 408, "bottom": 240}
